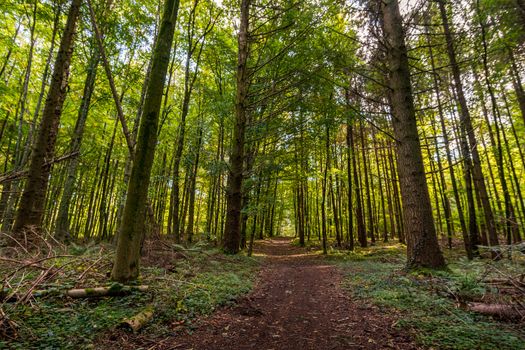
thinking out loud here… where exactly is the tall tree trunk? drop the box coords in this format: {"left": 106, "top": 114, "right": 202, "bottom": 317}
{"left": 373, "top": 135, "right": 388, "bottom": 242}
{"left": 352, "top": 122, "right": 367, "bottom": 248}
{"left": 223, "top": 0, "right": 250, "bottom": 254}
{"left": 321, "top": 124, "right": 330, "bottom": 255}
{"left": 111, "top": 0, "right": 180, "bottom": 282}
{"left": 12, "top": 0, "right": 83, "bottom": 235}
{"left": 380, "top": 0, "right": 445, "bottom": 268}
{"left": 345, "top": 105, "right": 354, "bottom": 250}
{"left": 360, "top": 121, "right": 375, "bottom": 244}
{"left": 425, "top": 20, "right": 471, "bottom": 257}
{"left": 186, "top": 126, "right": 203, "bottom": 243}
{"left": 476, "top": 0, "right": 518, "bottom": 246}
{"left": 388, "top": 145, "right": 404, "bottom": 242}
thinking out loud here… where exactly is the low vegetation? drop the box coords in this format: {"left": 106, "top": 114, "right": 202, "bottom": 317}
{"left": 332, "top": 243, "right": 525, "bottom": 350}
{"left": 0, "top": 238, "right": 259, "bottom": 349}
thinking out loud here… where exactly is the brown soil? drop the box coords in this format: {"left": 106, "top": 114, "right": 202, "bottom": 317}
{"left": 164, "top": 238, "right": 419, "bottom": 350}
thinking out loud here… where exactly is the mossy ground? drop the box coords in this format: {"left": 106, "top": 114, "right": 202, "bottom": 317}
{"left": 3, "top": 237, "right": 524, "bottom": 350}
{"left": 323, "top": 241, "right": 525, "bottom": 350}
{"left": 0, "top": 242, "right": 259, "bottom": 350}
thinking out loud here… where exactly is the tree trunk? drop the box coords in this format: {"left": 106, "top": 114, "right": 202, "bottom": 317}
{"left": 186, "top": 126, "right": 203, "bottom": 243}
{"left": 345, "top": 105, "right": 354, "bottom": 250}
{"left": 380, "top": 0, "right": 445, "bottom": 268}
{"left": 351, "top": 122, "right": 367, "bottom": 248}
{"left": 12, "top": 0, "right": 83, "bottom": 235}
{"left": 425, "top": 21, "right": 471, "bottom": 258}
{"left": 223, "top": 0, "right": 250, "bottom": 254}
{"left": 437, "top": 0, "right": 499, "bottom": 256}
{"left": 111, "top": 0, "right": 180, "bottom": 282}
{"left": 54, "top": 48, "right": 99, "bottom": 241}
{"left": 321, "top": 124, "right": 330, "bottom": 255}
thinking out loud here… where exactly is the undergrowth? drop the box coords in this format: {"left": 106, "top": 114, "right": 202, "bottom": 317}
{"left": 332, "top": 243, "right": 525, "bottom": 350}
{"left": 0, "top": 243, "right": 259, "bottom": 350}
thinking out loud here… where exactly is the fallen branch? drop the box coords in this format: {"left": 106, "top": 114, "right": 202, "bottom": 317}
{"left": 120, "top": 305, "right": 154, "bottom": 333}
{"left": 66, "top": 285, "right": 149, "bottom": 298}
{"left": 468, "top": 302, "right": 524, "bottom": 320}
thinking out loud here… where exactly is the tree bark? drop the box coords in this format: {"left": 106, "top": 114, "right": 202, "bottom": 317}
{"left": 380, "top": 0, "right": 445, "bottom": 268}
{"left": 12, "top": 0, "right": 83, "bottom": 235}
{"left": 111, "top": 0, "right": 180, "bottom": 282}
{"left": 345, "top": 102, "right": 354, "bottom": 250}
{"left": 54, "top": 48, "right": 99, "bottom": 241}
{"left": 223, "top": 0, "right": 250, "bottom": 254}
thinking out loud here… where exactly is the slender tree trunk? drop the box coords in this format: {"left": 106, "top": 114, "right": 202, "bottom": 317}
{"left": 223, "top": 0, "right": 250, "bottom": 254}
{"left": 12, "top": 0, "right": 83, "bottom": 235}
{"left": 509, "top": 53, "right": 525, "bottom": 126}
{"left": 477, "top": 1, "right": 517, "bottom": 247}
{"left": 425, "top": 21, "right": 471, "bottom": 257}
{"left": 321, "top": 124, "right": 330, "bottom": 255}
{"left": 438, "top": 0, "right": 498, "bottom": 256}
{"left": 345, "top": 106, "right": 354, "bottom": 250}
{"left": 186, "top": 126, "right": 203, "bottom": 243}
{"left": 373, "top": 136, "right": 388, "bottom": 242}
{"left": 388, "top": 145, "right": 404, "bottom": 242}
{"left": 111, "top": 0, "right": 180, "bottom": 282}
{"left": 351, "top": 122, "right": 367, "bottom": 248}
{"left": 360, "top": 121, "right": 375, "bottom": 244}
{"left": 54, "top": 48, "right": 100, "bottom": 241}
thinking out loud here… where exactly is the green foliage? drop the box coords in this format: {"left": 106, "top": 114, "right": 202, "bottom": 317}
{"left": 4, "top": 291, "right": 150, "bottom": 350}
{"left": 449, "top": 273, "right": 486, "bottom": 301}
{"left": 174, "top": 272, "right": 252, "bottom": 317}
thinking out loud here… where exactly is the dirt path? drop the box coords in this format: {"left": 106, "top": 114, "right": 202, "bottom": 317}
{"left": 171, "top": 238, "right": 418, "bottom": 350}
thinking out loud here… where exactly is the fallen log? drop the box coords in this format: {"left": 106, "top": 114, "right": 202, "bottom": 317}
{"left": 468, "top": 302, "right": 524, "bottom": 320}
{"left": 120, "top": 305, "right": 155, "bottom": 333}
{"left": 66, "top": 285, "right": 148, "bottom": 298}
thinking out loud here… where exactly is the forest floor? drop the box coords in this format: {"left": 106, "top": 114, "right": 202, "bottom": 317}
{"left": 169, "top": 237, "right": 417, "bottom": 350}
{"left": 2, "top": 236, "right": 525, "bottom": 349}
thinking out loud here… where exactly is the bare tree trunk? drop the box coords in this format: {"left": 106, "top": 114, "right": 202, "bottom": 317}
{"left": 223, "top": 0, "right": 250, "bottom": 254}
{"left": 351, "top": 122, "right": 367, "bottom": 248}
{"left": 425, "top": 21, "right": 471, "bottom": 257}
{"left": 345, "top": 102, "right": 354, "bottom": 250}
{"left": 111, "top": 0, "right": 180, "bottom": 282}
{"left": 321, "top": 123, "right": 330, "bottom": 255}
{"left": 186, "top": 126, "right": 203, "bottom": 243}
{"left": 12, "top": 0, "right": 83, "bottom": 235}
{"left": 476, "top": 0, "right": 518, "bottom": 246}
{"left": 54, "top": 48, "right": 99, "bottom": 241}
{"left": 380, "top": 0, "right": 445, "bottom": 268}
{"left": 360, "top": 121, "right": 375, "bottom": 244}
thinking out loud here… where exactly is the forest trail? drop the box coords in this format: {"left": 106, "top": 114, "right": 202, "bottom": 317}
{"left": 171, "top": 238, "right": 418, "bottom": 350}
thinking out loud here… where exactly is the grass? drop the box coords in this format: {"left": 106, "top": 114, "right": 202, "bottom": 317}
{"left": 0, "top": 243, "right": 259, "bottom": 350}
{"left": 329, "top": 243, "right": 525, "bottom": 350}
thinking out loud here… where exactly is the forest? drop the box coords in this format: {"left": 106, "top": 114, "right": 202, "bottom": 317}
{"left": 0, "top": 0, "right": 524, "bottom": 348}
